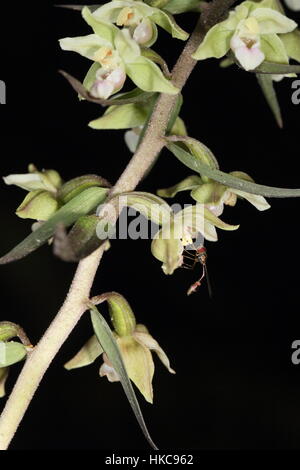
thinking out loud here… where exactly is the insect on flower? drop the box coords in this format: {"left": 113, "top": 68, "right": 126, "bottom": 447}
{"left": 181, "top": 245, "right": 212, "bottom": 297}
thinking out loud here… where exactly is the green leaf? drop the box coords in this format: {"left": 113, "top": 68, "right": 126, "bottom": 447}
{"left": 167, "top": 141, "right": 300, "bottom": 198}
{"left": 125, "top": 56, "right": 179, "bottom": 94}
{"left": 254, "top": 61, "right": 300, "bottom": 74}
{"left": 64, "top": 335, "right": 103, "bottom": 370}
{"left": 0, "top": 187, "right": 109, "bottom": 265}
{"left": 166, "top": 94, "right": 183, "bottom": 134}
{"left": 0, "top": 341, "right": 27, "bottom": 367}
{"left": 256, "top": 73, "right": 283, "bottom": 127}
{"left": 90, "top": 305, "right": 158, "bottom": 450}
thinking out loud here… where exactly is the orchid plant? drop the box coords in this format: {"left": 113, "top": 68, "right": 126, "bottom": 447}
{"left": 0, "top": 0, "right": 300, "bottom": 450}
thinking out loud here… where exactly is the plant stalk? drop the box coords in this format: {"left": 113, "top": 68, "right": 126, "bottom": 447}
{"left": 0, "top": 0, "right": 236, "bottom": 449}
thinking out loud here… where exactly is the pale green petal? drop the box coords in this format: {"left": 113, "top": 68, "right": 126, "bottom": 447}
{"left": 16, "top": 190, "right": 59, "bottom": 221}
{"left": 151, "top": 230, "right": 183, "bottom": 275}
{"left": 256, "top": 0, "right": 283, "bottom": 12}
{"left": 89, "top": 102, "right": 148, "bottom": 129}
{"left": 134, "top": 332, "right": 175, "bottom": 374}
{"left": 82, "top": 6, "right": 118, "bottom": 44}
{"left": 126, "top": 56, "right": 179, "bottom": 94}
{"left": 174, "top": 206, "right": 219, "bottom": 242}
{"left": 115, "top": 28, "right": 141, "bottom": 63}
{"left": 252, "top": 8, "right": 297, "bottom": 34}
{"left": 91, "top": 2, "right": 123, "bottom": 23}
{"left": 260, "top": 34, "right": 289, "bottom": 63}
{"left": 157, "top": 175, "right": 202, "bottom": 198}
{"left": 192, "top": 24, "right": 233, "bottom": 60}
{"left": 118, "top": 336, "right": 154, "bottom": 404}
{"left": 191, "top": 182, "right": 227, "bottom": 205}
{"left": 150, "top": 10, "right": 189, "bottom": 40}
{"left": 64, "top": 335, "right": 103, "bottom": 370}
{"left": 204, "top": 207, "right": 240, "bottom": 231}
{"left": 59, "top": 34, "right": 109, "bottom": 60}
{"left": 82, "top": 62, "right": 101, "bottom": 94}
{"left": 3, "top": 174, "right": 44, "bottom": 191}
{"left": 230, "top": 189, "right": 271, "bottom": 210}
{"left": 0, "top": 341, "right": 27, "bottom": 367}
{"left": 280, "top": 30, "right": 300, "bottom": 62}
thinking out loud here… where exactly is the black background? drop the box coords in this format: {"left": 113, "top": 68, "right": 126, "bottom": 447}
{"left": 0, "top": 1, "right": 300, "bottom": 450}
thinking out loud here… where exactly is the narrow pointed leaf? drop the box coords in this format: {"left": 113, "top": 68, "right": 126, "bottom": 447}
{"left": 0, "top": 187, "right": 109, "bottom": 264}
{"left": 253, "top": 61, "right": 300, "bottom": 74}
{"left": 90, "top": 305, "right": 158, "bottom": 450}
{"left": 256, "top": 74, "right": 283, "bottom": 128}
{"left": 167, "top": 142, "right": 300, "bottom": 198}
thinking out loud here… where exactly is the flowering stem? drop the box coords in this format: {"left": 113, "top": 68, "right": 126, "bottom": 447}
{"left": 0, "top": 0, "right": 236, "bottom": 449}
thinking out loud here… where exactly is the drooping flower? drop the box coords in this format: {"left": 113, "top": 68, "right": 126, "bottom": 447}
{"left": 99, "top": 323, "right": 175, "bottom": 404}
{"left": 157, "top": 171, "right": 271, "bottom": 218}
{"left": 60, "top": 6, "right": 179, "bottom": 100}
{"left": 88, "top": 1, "right": 189, "bottom": 47}
{"left": 151, "top": 204, "right": 240, "bottom": 275}
{"left": 3, "top": 165, "right": 62, "bottom": 221}
{"left": 192, "top": 0, "right": 297, "bottom": 71}
{"left": 65, "top": 293, "right": 175, "bottom": 403}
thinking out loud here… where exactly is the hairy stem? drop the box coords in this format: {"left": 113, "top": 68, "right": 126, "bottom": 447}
{"left": 0, "top": 0, "right": 236, "bottom": 449}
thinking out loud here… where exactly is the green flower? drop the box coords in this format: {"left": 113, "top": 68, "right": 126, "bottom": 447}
{"left": 88, "top": 1, "right": 189, "bottom": 47}
{"left": 192, "top": 0, "right": 297, "bottom": 71}
{"left": 60, "top": 6, "right": 179, "bottom": 100}
{"left": 3, "top": 164, "right": 63, "bottom": 221}
{"left": 65, "top": 293, "right": 175, "bottom": 403}
{"left": 158, "top": 172, "right": 271, "bottom": 216}
{"left": 151, "top": 204, "right": 240, "bottom": 275}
